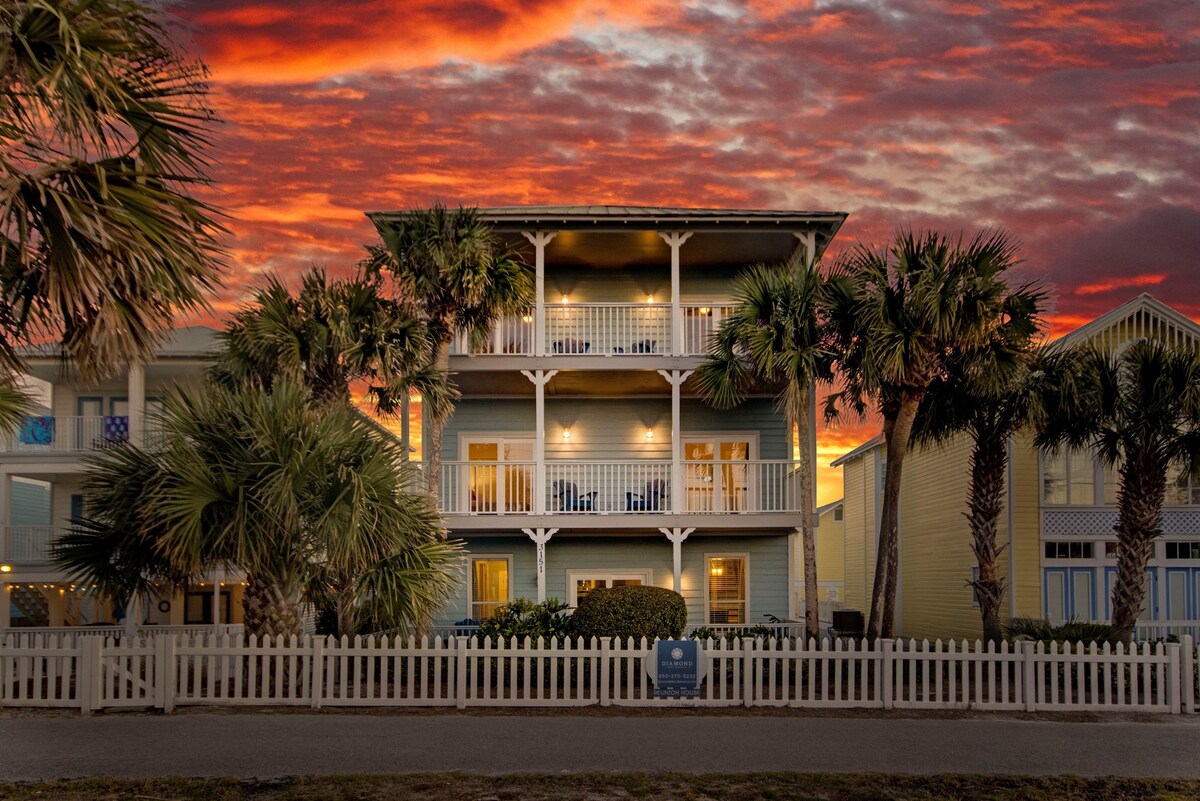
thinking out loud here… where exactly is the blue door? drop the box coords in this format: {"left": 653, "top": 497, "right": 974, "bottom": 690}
{"left": 1044, "top": 568, "right": 1097, "bottom": 621}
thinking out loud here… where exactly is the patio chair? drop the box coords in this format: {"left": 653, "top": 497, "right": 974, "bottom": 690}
{"left": 630, "top": 339, "right": 657, "bottom": 353}
{"left": 552, "top": 339, "right": 591, "bottom": 354}
{"left": 626, "top": 479, "right": 668, "bottom": 512}
{"left": 552, "top": 480, "right": 597, "bottom": 512}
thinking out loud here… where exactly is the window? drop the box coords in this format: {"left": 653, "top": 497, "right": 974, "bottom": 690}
{"left": 1166, "top": 542, "right": 1200, "bottom": 560}
{"left": 1102, "top": 463, "right": 1120, "bottom": 505}
{"left": 470, "top": 557, "right": 511, "bottom": 621}
{"left": 184, "top": 590, "right": 231, "bottom": 625}
{"left": 567, "top": 572, "right": 649, "bottom": 606}
{"left": 1044, "top": 541, "right": 1095, "bottom": 559}
{"left": 706, "top": 555, "right": 747, "bottom": 624}
{"left": 462, "top": 437, "right": 534, "bottom": 513}
{"left": 1105, "top": 542, "right": 1119, "bottom": 559}
{"left": 1165, "top": 464, "right": 1200, "bottom": 506}
{"left": 1042, "top": 448, "right": 1099, "bottom": 505}
{"left": 683, "top": 436, "right": 756, "bottom": 512}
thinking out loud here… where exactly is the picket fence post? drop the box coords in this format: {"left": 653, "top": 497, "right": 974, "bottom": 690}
{"left": 1181, "top": 635, "right": 1195, "bottom": 715}
{"left": 79, "top": 636, "right": 102, "bottom": 713}
{"left": 880, "top": 639, "right": 894, "bottom": 710}
{"left": 455, "top": 637, "right": 468, "bottom": 710}
{"left": 1022, "top": 641, "right": 1037, "bottom": 712}
{"left": 311, "top": 637, "right": 325, "bottom": 709}
{"left": 600, "top": 638, "right": 611, "bottom": 707}
{"left": 1164, "top": 641, "right": 1180, "bottom": 714}
{"left": 155, "top": 635, "right": 177, "bottom": 713}
{"left": 742, "top": 638, "right": 754, "bottom": 707}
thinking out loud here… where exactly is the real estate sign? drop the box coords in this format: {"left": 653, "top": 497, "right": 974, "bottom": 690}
{"left": 647, "top": 640, "right": 705, "bottom": 698}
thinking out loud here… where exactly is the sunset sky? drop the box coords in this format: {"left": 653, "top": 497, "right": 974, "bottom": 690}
{"left": 171, "top": 0, "right": 1200, "bottom": 504}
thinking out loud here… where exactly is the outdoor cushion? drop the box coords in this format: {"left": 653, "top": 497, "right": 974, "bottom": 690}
{"left": 18, "top": 416, "right": 55, "bottom": 445}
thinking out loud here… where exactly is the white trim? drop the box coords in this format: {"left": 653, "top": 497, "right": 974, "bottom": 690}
{"left": 565, "top": 570, "right": 653, "bottom": 607}
{"left": 466, "top": 554, "right": 513, "bottom": 621}
{"left": 704, "top": 551, "right": 750, "bottom": 625}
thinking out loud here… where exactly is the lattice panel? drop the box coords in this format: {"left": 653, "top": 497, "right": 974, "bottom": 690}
{"left": 1043, "top": 510, "right": 1200, "bottom": 537}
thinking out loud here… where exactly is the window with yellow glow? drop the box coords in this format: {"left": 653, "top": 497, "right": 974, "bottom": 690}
{"left": 471, "top": 558, "right": 510, "bottom": 621}
{"left": 706, "top": 556, "right": 747, "bottom": 624}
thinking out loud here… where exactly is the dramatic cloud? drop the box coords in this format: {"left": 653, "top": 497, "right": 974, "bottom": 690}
{"left": 171, "top": 0, "right": 1200, "bottom": 502}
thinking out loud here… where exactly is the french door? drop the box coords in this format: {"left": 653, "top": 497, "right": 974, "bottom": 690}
{"left": 462, "top": 437, "right": 534, "bottom": 513}
{"left": 683, "top": 436, "right": 754, "bottom": 512}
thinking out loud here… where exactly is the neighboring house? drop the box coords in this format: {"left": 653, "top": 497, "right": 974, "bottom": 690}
{"left": 369, "top": 205, "right": 848, "bottom": 633}
{"left": 795, "top": 499, "right": 845, "bottom": 610}
{"left": 0, "top": 326, "right": 246, "bottom": 630}
{"left": 835, "top": 294, "right": 1200, "bottom": 640}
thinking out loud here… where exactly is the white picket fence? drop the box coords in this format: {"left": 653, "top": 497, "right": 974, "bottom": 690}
{"left": 1, "top": 633, "right": 1194, "bottom": 714}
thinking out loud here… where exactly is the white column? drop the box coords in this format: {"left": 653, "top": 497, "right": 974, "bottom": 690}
{"left": 127, "top": 362, "right": 145, "bottom": 447}
{"left": 522, "top": 231, "right": 557, "bottom": 357}
{"left": 788, "top": 528, "right": 799, "bottom": 620}
{"left": 661, "top": 527, "right": 694, "bottom": 593}
{"left": 124, "top": 593, "right": 140, "bottom": 636}
{"left": 658, "top": 232, "right": 692, "bottom": 355}
{"left": 400, "top": 392, "right": 411, "bottom": 461}
{"left": 0, "top": 578, "right": 10, "bottom": 633}
{"left": 211, "top": 568, "right": 223, "bottom": 632}
{"left": 793, "top": 230, "right": 817, "bottom": 269}
{"left": 0, "top": 470, "right": 10, "bottom": 561}
{"left": 522, "top": 369, "right": 558, "bottom": 514}
{"left": 658, "top": 370, "right": 692, "bottom": 513}
{"left": 523, "top": 527, "right": 558, "bottom": 602}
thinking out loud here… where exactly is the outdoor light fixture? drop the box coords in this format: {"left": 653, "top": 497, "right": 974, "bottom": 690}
{"left": 561, "top": 294, "right": 569, "bottom": 304}
{"left": 563, "top": 428, "right": 571, "bottom": 440}
{"left": 645, "top": 428, "right": 654, "bottom": 440}
{"left": 0, "top": 564, "right": 10, "bottom": 573}
{"left": 699, "top": 307, "right": 712, "bottom": 315}
{"left": 521, "top": 314, "right": 533, "bottom": 323}
{"left": 646, "top": 294, "right": 655, "bottom": 303}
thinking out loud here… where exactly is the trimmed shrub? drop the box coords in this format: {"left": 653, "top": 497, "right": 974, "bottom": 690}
{"left": 478, "top": 598, "right": 572, "bottom": 642}
{"left": 1005, "top": 617, "right": 1121, "bottom": 645}
{"left": 569, "top": 585, "right": 687, "bottom": 642}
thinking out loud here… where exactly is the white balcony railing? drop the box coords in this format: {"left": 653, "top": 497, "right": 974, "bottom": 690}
{"left": 5, "top": 525, "right": 58, "bottom": 561}
{"left": 545, "top": 303, "right": 671, "bottom": 355}
{"left": 2, "top": 416, "right": 164, "bottom": 454}
{"left": 436, "top": 460, "right": 802, "bottom": 516}
{"left": 449, "top": 315, "right": 535, "bottom": 355}
{"left": 681, "top": 303, "right": 736, "bottom": 356}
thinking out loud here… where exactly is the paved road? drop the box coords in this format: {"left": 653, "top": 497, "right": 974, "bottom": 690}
{"left": 3, "top": 714, "right": 1199, "bottom": 780}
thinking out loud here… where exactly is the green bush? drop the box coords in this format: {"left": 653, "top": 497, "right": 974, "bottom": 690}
{"left": 689, "top": 624, "right": 776, "bottom": 642}
{"left": 477, "top": 598, "right": 572, "bottom": 642}
{"left": 1005, "top": 617, "right": 1122, "bottom": 645}
{"left": 569, "top": 585, "right": 687, "bottom": 642}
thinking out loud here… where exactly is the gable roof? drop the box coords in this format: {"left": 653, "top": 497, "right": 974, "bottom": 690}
{"left": 1053, "top": 294, "right": 1200, "bottom": 352}
{"left": 830, "top": 435, "right": 885, "bottom": 468}
{"left": 817, "top": 499, "right": 844, "bottom": 517}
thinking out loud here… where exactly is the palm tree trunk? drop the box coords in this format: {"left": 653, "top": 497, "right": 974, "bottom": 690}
{"left": 967, "top": 428, "right": 1007, "bottom": 644}
{"left": 795, "top": 392, "right": 820, "bottom": 640}
{"left": 335, "top": 586, "right": 358, "bottom": 639}
{"left": 874, "top": 394, "right": 919, "bottom": 640}
{"left": 1111, "top": 457, "right": 1166, "bottom": 644}
{"left": 866, "top": 416, "right": 895, "bottom": 641}
{"left": 424, "top": 340, "right": 452, "bottom": 505}
{"left": 242, "top": 574, "right": 303, "bottom": 640}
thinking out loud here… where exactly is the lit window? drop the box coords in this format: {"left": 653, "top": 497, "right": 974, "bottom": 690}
{"left": 1043, "top": 448, "right": 1098, "bottom": 505}
{"left": 569, "top": 573, "right": 647, "bottom": 606}
{"left": 471, "top": 558, "right": 510, "bottom": 621}
{"left": 707, "top": 556, "right": 747, "bottom": 624}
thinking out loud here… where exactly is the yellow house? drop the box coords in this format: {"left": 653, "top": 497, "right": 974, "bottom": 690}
{"left": 836, "top": 294, "right": 1200, "bottom": 641}
{"left": 795, "top": 499, "right": 846, "bottom": 610}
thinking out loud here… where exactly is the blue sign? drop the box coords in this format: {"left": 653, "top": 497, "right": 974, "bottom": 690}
{"left": 652, "top": 639, "right": 701, "bottom": 698}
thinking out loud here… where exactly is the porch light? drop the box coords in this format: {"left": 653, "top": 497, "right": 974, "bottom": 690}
{"left": 0, "top": 564, "right": 10, "bottom": 573}
{"left": 646, "top": 295, "right": 655, "bottom": 303}
{"left": 561, "top": 294, "right": 569, "bottom": 304}
{"left": 645, "top": 428, "right": 654, "bottom": 440}
{"left": 521, "top": 314, "right": 533, "bottom": 323}
{"left": 699, "top": 307, "right": 712, "bottom": 316}
{"left": 562, "top": 428, "right": 571, "bottom": 441}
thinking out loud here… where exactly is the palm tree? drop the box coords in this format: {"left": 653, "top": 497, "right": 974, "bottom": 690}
{"left": 368, "top": 204, "right": 533, "bottom": 498}
{"left": 53, "top": 380, "right": 462, "bottom": 638}
{"left": 826, "top": 229, "right": 1023, "bottom": 639}
{"left": 910, "top": 287, "right": 1047, "bottom": 643}
{"left": 211, "top": 267, "right": 455, "bottom": 424}
{"left": 1, "top": 0, "right": 224, "bottom": 391}
{"left": 694, "top": 255, "right": 832, "bottom": 638}
{"left": 1036, "top": 340, "right": 1200, "bottom": 643}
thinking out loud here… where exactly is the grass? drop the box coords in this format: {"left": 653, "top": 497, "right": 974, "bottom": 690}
{"left": 1, "top": 773, "right": 1198, "bottom": 801}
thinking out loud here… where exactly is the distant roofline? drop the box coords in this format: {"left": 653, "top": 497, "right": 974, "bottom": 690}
{"left": 817, "top": 499, "right": 844, "bottom": 517}
{"left": 1053, "top": 293, "right": 1200, "bottom": 350}
{"left": 15, "top": 325, "right": 221, "bottom": 361}
{"left": 830, "top": 435, "right": 885, "bottom": 467}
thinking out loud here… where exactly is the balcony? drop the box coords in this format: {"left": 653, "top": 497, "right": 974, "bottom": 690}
{"left": 4, "top": 525, "right": 58, "bottom": 561}
{"left": 434, "top": 460, "right": 803, "bottom": 519}
{"left": 448, "top": 303, "right": 738, "bottom": 358}
{"left": 1, "top": 416, "right": 164, "bottom": 455}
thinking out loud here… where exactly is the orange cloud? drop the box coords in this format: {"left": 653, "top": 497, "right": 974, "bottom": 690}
{"left": 1074, "top": 274, "right": 1167, "bottom": 296}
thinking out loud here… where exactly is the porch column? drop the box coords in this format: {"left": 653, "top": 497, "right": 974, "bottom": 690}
{"left": 0, "top": 578, "right": 9, "bottom": 633}
{"left": 211, "top": 567, "right": 223, "bottom": 632}
{"left": 658, "top": 232, "right": 693, "bottom": 355}
{"left": 522, "top": 369, "right": 557, "bottom": 515}
{"left": 660, "top": 527, "right": 694, "bottom": 593}
{"left": 658, "top": 369, "right": 692, "bottom": 513}
{"left": 793, "top": 230, "right": 817, "bottom": 270}
{"left": 789, "top": 528, "right": 799, "bottom": 621}
{"left": 523, "top": 527, "right": 558, "bottom": 602}
{"left": 127, "top": 362, "right": 145, "bottom": 447}
{"left": 522, "top": 231, "right": 558, "bottom": 357}
{"left": 400, "top": 392, "right": 411, "bottom": 461}
{"left": 124, "top": 593, "right": 140, "bottom": 636}
{"left": 0, "top": 470, "right": 10, "bottom": 563}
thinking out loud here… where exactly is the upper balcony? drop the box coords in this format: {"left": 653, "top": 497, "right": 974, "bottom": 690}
{"left": 450, "top": 302, "right": 737, "bottom": 359}
{"left": 1, "top": 416, "right": 164, "bottom": 458}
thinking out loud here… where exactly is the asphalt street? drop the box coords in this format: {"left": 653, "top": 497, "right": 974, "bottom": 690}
{"left": 3, "top": 713, "right": 1199, "bottom": 780}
